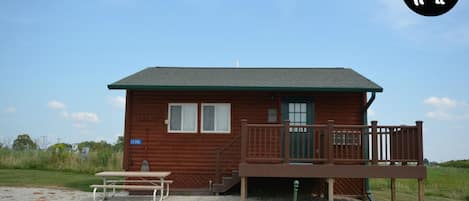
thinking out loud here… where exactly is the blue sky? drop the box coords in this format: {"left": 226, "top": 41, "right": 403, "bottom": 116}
{"left": 0, "top": 0, "right": 468, "bottom": 162}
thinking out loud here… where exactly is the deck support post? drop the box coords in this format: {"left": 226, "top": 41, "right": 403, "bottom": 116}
{"left": 241, "top": 177, "right": 247, "bottom": 201}
{"left": 327, "top": 178, "right": 334, "bottom": 201}
{"left": 391, "top": 178, "right": 396, "bottom": 201}
{"left": 418, "top": 179, "right": 424, "bottom": 201}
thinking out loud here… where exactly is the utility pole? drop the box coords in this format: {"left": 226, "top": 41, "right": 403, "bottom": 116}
{"left": 40, "top": 136, "right": 48, "bottom": 149}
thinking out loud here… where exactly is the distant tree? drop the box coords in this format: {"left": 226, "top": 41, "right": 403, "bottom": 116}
{"left": 12, "top": 134, "right": 38, "bottom": 150}
{"left": 440, "top": 160, "right": 469, "bottom": 169}
{"left": 0, "top": 142, "right": 3, "bottom": 149}
{"left": 429, "top": 161, "right": 439, "bottom": 166}
{"left": 78, "top": 140, "right": 112, "bottom": 152}
{"left": 114, "top": 136, "right": 124, "bottom": 151}
{"left": 48, "top": 143, "right": 72, "bottom": 153}
{"left": 423, "top": 158, "right": 430, "bottom": 166}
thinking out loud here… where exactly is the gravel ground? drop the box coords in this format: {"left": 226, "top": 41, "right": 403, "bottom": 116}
{"left": 0, "top": 187, "right": 360, "bottom": 201}
{"left": 0, "top": 187, "right": 243, "bottom": 201}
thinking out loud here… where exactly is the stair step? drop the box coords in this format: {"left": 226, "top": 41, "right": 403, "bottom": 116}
{"left": 212, "top": 169, "right": 240, "bottom": 193}
{"left": 231, "top": 170, "right": 239, "bottom": 177}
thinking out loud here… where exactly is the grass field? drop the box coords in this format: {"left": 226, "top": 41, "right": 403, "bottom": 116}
{"left": 371, "top": 167, "right": 469, "bottom": 201}
{"left": 0, "top": 169, "right": 100, "bottom": 191}
{"left": 0, "top": 167, "right": 468, "bottom": 200}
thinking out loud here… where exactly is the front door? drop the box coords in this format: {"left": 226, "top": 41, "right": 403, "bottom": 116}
{"left": 282, "top": 98, "right": 314, "bottom": 161}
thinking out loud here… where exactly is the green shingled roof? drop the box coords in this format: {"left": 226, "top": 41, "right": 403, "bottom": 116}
{"left": 108, "top": 67, "right": 383, "bottom": 92}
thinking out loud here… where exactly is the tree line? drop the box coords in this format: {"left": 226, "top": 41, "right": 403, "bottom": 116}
{"left": 0, "top": 134, "right": 123, "bottom": 152}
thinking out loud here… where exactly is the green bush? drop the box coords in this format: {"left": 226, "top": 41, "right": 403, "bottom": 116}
{"left": 439, "top": 160, "right": 469, "bottom": 169}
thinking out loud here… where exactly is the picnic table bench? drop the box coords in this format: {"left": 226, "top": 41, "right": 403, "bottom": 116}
{"left": 91, "top": 171, "right": 172, "bottom": 201}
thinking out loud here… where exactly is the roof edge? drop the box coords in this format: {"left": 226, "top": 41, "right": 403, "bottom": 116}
{"left": 108, "top": 84, "right": 383, "bottom": 92}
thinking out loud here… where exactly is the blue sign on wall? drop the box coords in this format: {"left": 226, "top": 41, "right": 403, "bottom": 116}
{"left": 130, "top": 138, "right": 142, "bottom": 145}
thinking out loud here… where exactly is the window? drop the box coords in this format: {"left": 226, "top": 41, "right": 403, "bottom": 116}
{"left": 168, "top": 103, "right": 197, "bottom": 133}
{"left": 201, "top": 103, "right": 231, "bottom": 133}
{"left": 288, "top": 103, "right": 307, "bottom": 132}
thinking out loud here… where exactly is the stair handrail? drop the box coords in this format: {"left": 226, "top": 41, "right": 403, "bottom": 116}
{"left": 215, "top": 134, "right": 241, "bottom": 184}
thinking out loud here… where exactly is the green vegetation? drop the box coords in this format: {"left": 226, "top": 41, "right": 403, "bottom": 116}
{"left": 0, "top": 169, "right": 100, "bottom": 191}
{"left": 0, "top": 149, "right": 123, "bottom": 174}
{"left": 0, "top": 134, "right": 123, "bottom": 174}
{"left": 0, "top": 134, "right": 124, "bottom": 191}
{"left": 371, "top": 167, "right": 469, "bottom": 201}
{"left": 440, "top": 160, "right": 469, "bottom": 169}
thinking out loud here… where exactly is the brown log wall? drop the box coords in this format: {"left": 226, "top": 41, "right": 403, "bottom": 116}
{"left": 123, "top": 90, "right": 365, "bottom": 195}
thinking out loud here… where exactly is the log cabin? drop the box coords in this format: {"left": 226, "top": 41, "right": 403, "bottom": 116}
{"left": 108, "top": 67, "right": 426, "bottom": 201}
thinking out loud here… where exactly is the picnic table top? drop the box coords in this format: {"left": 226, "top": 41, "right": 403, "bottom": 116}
{"left": 95, "top": 171, "right": 171, "bottom": 177}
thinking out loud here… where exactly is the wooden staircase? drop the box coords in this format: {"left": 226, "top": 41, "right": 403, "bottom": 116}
{"left": 212, "top": 169, "right": 240, "bottom": 193}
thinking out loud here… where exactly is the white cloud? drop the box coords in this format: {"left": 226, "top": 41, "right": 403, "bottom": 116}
{"left": 368, "top": 109, "right": 376, "bottom": 117}
{"left": 47, "top": 100, "right": 99, "bottom": 128}
{"left": 109, "top": 96, "right": 126, "bottom": 109}
{"left": 70, "top": 112, "right": 99, "bottom": 123}
{"left": 48, "top": 100, "right": 66, "bottom": 110}
{"left": 424, "top": 97, "right": 457, "bottom": 108}
{"left": 424, "top": 97, "right": 469, "bottom": 120}
{"left": 4, "top": 107, "right": 16, "bottom": 113}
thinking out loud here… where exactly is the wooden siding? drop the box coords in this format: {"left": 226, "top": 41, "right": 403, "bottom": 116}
{"left": 123, "top": 90, "right": 365, "bottom": 195}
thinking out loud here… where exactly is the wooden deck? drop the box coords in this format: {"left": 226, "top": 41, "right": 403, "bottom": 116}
{"left": 237, "top": 119, "right": 425, "bottom": 178}
{"left": 239, "top": 163, "right": 426, "bottom": 178}
{"left": 235, "top": 119, "right": 426, "bottom": 201}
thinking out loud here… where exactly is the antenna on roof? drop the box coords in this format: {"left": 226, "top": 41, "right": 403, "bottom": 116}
{"left": 236, "top": 59, "right": 240, "bottom": 68}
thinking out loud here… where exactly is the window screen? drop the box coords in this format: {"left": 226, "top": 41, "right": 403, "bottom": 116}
{"left": 202, "top": 103, "right": 231, "bottom": 133}
{"left": 168, "top": 103, "right": 197, "bottom": 132}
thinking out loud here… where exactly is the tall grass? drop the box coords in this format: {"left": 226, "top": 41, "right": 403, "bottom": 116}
{"left": 0, "top": 148, "right": 123, "bottom": 174}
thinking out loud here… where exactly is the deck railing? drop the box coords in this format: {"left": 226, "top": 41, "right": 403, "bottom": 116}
{"left": 240, "top": 119, "right": 423, "bottom": 165}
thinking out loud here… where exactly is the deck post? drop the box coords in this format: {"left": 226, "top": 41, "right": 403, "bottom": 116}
{"left": 241, "top": 119, "right": 248, "bottom": 163}
{"left": 327, "top": 120, "right": 334, "bottom": 164}
{"left": 371, "top": 121, "right": 378, "bottom": 165}
{"left": 416, "top": 121, "right": 424, "bottom": 165}
{"left": 241, "top": 177, "right": 247, "bottom": 201}
{"left": 418, "top": 179, "right": 424, "bottom": 201}
{"left": 284, "top": 120, "right": 290, "bottom": 163}
{"left": 391, "top": 178, "right": 396, "bottom": 201}
{"left": 327, "top": 178, "right": 334, "bottom": 201}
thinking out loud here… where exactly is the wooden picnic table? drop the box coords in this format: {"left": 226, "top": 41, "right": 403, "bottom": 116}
{"left": 93, "top": 171, "right": 172, "bottom": 201}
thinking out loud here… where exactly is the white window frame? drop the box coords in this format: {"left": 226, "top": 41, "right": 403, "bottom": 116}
{"left": 167, "top": 103, "right": 198, "bottom": 133}
{"left": 201, "top": 103, "right": 231, "bottom": 134}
